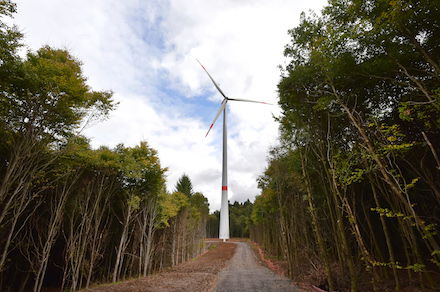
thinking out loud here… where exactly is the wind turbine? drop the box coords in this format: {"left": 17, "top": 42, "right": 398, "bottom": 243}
{"left": 197, "top": 59, "right": 271, "bottom": 241}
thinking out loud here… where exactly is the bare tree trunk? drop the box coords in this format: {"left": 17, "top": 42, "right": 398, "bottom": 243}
{"left": 324, "top": 117, "right": 358, "bottom": 292}
{"left": 113, "top": 193, "right": 137, "bottom": 283}
{"left": 0, "top": 131, "right": 57, "bottom": 271}
{"left": 171, "top": 220, "right": 177, "bottom": 267}
{"left": 143, "top": 198, "right": 158, "bottom": 277}
{"left": 64, "top": 173, "right": 114, "bottom": 291}
{"left": 300, "top": 149, "right": 335, "bottom": 291}
{"left": 342, "top": 193, "right": 380, "bottom": 290}
{"left": 330, "top": 80, "right": 440, "bottom": 262}
{"left": 31, "top": 170, "right": 80, "bottom": 292}
{"left": 85, "top": 175, "right": 114, "bottom": 288}
{"left": 0, "top": 161, "right": 49, "bottom": 270}
{"left": 369, "top": 173, "right": 400, "bottom": 290}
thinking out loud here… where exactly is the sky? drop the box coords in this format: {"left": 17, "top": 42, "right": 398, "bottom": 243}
{"left": 11, "top": 0, "right": 327, "bottom": 212}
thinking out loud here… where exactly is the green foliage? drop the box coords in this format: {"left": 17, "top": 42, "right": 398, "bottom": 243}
{"left": 228, "top": 200, "right": 253, "bottom": 238}
{"left": 0, "top": 3, "right": 198, "bottom": 288}
{"left": 259, "top": 0, "right": 440, "bottom": 289}
{"left": 127, "top": 195, "right": 141, "bottom": 210}
{"left": 190, "top": 192, "right": 209, "bottom": 221}
{"left": 206, "top": 212, "right": 219, "bottom": 238}
{"left": 422, "top": 223, "right": 438, "bottom": 239}
{"left": 3, "top": 0, "right": 440, "bottom": 289}
{"left": 1, "top": 46, "right": 115, "bottom": 142}
{"left": 114, "top": 142, "right": 166, "bottom": 196}
{"left": 251, "top": 191, "right": 277, "bottom": 225}
{"left": 0, "top": 0, "right": 22, "bottom": 90}
{"left": 158, "top": 192, "right": 188, "bottom": 227}
{"left": 174, "top": 174, "right": 194, "bottom": 197}
{"left": 370, "top": 207, "right": 410, "bottom": 219}
{"left": 190, "top": 192, "right": 209, "bottom": 214}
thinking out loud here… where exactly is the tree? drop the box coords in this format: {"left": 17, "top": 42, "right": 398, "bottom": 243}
{"left": 0, "top": 3, "right": 208, "bottom": 290}
{"left": 254, "top": 0, "right": 440, "bottom": 290}
{"left": 228, "top": 201, "right": 253, "bottom": 238}
{"left": 190, "top": 192, "right": 209, "bottom": 217}
{"left": 0, "top": 0, "right": 22, "bottom": 91}
{"left": 19, "top": 164, "right": 82, "bottom": 292}
{"left": 206, "top": 212, "right": 219, "bottom": 238}
{"left": 174, "top": 174, "right": 194, "bottom": 197}
{"left": 111, "top": 142, "right": 166, "bottom": 283}
{"left": 0, "top": 43, "right": 115, "bottom": 275}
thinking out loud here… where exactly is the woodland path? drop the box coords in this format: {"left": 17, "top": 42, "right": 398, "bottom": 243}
{"left": 79, "top": 240, "right": 301, "bottom": 292}
{"left": 212, "top": 242, "right": 300, "bottom": 292}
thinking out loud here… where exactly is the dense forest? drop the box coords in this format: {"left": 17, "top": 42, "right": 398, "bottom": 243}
{"left": 0, "top": 2, "right": 209, "bottom": 291}
{"left": 207, "top": 200, "right": 253, "bottom": 239}
{"left": 250, "top": 0, "right": 440, "bottom": 291}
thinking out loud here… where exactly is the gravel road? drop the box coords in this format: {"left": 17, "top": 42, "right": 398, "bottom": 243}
{"left": 212, "top": 242, "right": 300, "bottom": 292}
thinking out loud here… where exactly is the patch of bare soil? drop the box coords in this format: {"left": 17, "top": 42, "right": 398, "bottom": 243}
{"left": 80, "top": 241, "right": 236, "bottom": 292}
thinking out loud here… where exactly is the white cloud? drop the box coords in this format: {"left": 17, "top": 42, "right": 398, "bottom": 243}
{"left": 13, "top": 0, "right": 327, "bottom": 212}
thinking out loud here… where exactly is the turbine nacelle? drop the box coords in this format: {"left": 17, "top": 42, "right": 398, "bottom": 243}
{"left": 196, "top": 59, "right": 272, "bottom": 137}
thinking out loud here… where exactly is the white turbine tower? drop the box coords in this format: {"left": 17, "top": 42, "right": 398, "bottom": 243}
{"left": 197, "top": 59, "right": 271, "bottom": 241}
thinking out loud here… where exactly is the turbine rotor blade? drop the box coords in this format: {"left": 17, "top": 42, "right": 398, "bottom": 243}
{"left": 228, "top": 97, "right": 273, "bottom": 105}
{"left": 196, "top": 59, "right": 228, "bottom": 99}
{"left": 206, "top": 99, "right": 227, "bottom": 137}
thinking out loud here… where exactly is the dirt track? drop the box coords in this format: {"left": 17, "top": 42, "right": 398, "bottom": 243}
{"left": 212, "top": 242, "right": 300, "bottom": 292}
{"left": 80, "top": 240, "right": 300, "bottom": 292}
{"left": 81, "top": 241, "right": 236, "bottom": 292}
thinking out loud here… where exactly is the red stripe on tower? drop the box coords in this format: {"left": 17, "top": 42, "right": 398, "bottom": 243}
{"left": 222, "top": 186, "right": 228, "bottom": 191}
